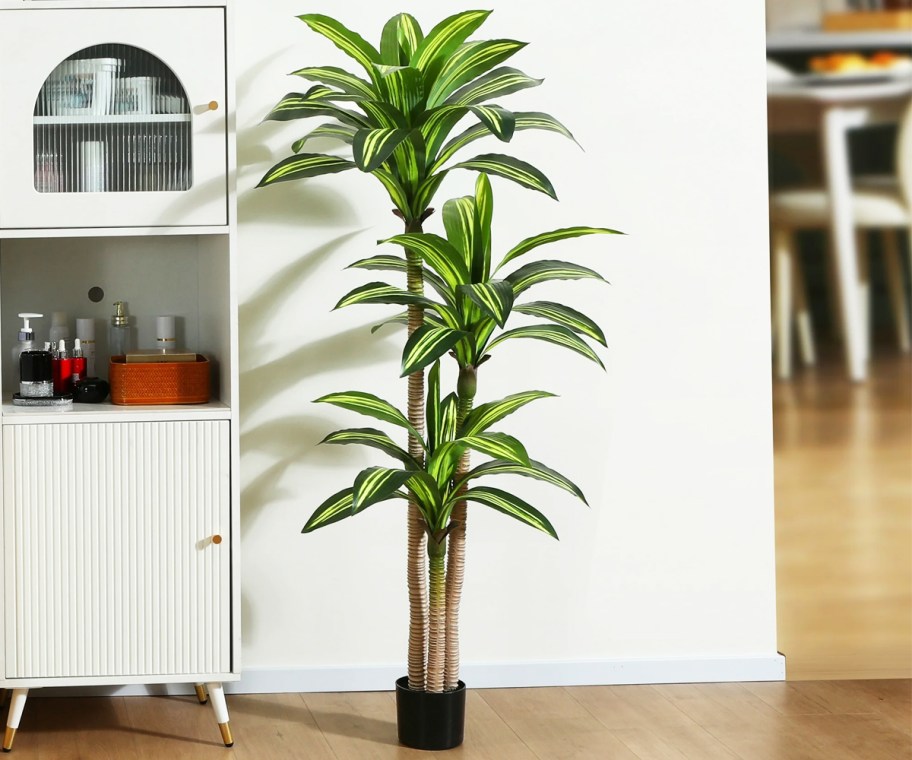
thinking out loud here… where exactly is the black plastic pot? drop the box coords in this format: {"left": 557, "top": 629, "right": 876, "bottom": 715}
{"left": 395, "top": 676, "right": 466, "bottom": 750}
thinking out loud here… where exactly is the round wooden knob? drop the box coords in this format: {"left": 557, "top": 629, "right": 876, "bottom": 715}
{"left": 211, "top": 534, "right": 223, "bottom": 545}
{"left": 208, "top": 100, "right": 219, "bottom": 111}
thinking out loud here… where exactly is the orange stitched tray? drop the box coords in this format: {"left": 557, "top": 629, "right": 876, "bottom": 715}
{"left": 109, "top": 355, "right": 210, "bottom": 405}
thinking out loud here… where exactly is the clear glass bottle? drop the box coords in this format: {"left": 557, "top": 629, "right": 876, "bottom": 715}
{"left": 108, "top": 301, "right": 134, "bottom": 358}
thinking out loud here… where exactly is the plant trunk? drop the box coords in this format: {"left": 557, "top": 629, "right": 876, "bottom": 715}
{"left": 405, "top": 220, "right": 428, "bottom": 691}
{"left": 444, "top": 366, "right": 477, "bottom": 691}
{"left": 426, "top": 536, "right": 448, "bottom": 693}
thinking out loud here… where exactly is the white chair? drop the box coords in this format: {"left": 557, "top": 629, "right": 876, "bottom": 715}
{"left": 770, "top": 99, "right": 912, "bottom": 379}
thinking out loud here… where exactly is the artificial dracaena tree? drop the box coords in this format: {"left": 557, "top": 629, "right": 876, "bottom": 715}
{"left": 338, "top": 173, "right": 618, "bottom": 690}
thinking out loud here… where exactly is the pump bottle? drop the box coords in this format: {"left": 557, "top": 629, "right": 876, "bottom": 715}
{"left": 108, "top": 301, "right": 134, "bottom": 358}
{"left": 11, "top": 313, "right": 42, "bottom": 380}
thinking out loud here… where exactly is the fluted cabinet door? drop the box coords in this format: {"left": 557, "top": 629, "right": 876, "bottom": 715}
{"left": 2, "top": 420, "right": 231, "bottom": 679}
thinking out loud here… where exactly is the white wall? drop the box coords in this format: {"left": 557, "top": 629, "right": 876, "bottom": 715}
{"left": 234, "top": 0, "right": 781, "bottom": 689}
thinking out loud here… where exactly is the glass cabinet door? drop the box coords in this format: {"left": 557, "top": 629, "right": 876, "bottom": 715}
{"left": 0, "top": 8, "right": 227, "bottom": 229}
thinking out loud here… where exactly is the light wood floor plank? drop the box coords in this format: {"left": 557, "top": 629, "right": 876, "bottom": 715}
{"left": 226, "top": 693, "right": 336, "bottom": 760}
{"left": 565, "top": 684, "right": 696, "bottom": 729}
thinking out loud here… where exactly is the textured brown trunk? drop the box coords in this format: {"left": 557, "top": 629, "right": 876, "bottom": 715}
{"left": 444, "top": 367, "right": 476, "bottom": 691}
{"left": 405, "top": 221, "right": 428, "bottom": 691}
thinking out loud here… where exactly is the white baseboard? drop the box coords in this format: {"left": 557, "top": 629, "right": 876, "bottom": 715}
{"left": 35, "top": 654, "right": 785, "bottom": 697}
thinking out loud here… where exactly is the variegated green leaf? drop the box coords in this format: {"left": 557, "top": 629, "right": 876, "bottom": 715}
{"left": 426, "top": 360, "right": 442, "bottom": 454}
{"left": 290, "top": 65, "right": 376, "bottom": 98}
{"left": 473, "top": 317, "right": 497, "bottom": 359}
{"left": 303, "top": 487, "right": 355, "bottom": 533}
{"left": 382, "top": 233, "right": 470, "bottom": 289}
{"left": 440, "top": 392, "right": 458, "bottom": 451}
{"left": 321, "top": 427, "right": 417, "bottom": 467}
{"left": 442, "top": 194, "right": 477, "bottom": 272}
{"left": 315, "top": 390, "right": 422, "bottom": 443}
{"left": 407, "top": 471, "right": 444, "bottom": 522}
{"left": 460, "top": 486, "right": 558, "bottom": 538}
{"left": 376, "top": 66, "right": 424, "bottom": 116}
{"left": 397, "top": 13, "right": 424, "bottom": 60}
{"left": 334, "top": 281, "right": 437, "bottom": 310}
{"left": 299, "top": 84, "right": 362, "bottom": 102}
{"left": 414, "top": 171, "right": 449, "bottom": 217}
{"left": 462, "top": 432, "right": 530, "bottom": 466}
{"left": 431, "top": 112, "right": 575, "bottom": 172}
{"left": 498, "top": 226, "right": 622, "bottom": 270}
{"left": 475, "top": 173, "right": 493, "bottom": 279}
{"left": 457, "top": 281, "right": 514, "bottom": 328}
{"left": 353, "top": 128, "right": 411, "bottom": 172}
{"left": 514, "top": 301, "right": 606, "bottom": 346}
{"left": 469, "top": 105, "right": 515, "bottom": 141}
{"left": 488, "top": 324, "right": 605, "bottom": 369}
{"left": 292, "top": 122, "right": 358, "bottom": 152}
{"left": 445, "top": 66, "right": 543, "bottom": 106}
{"left": 380, "top": 15, "right": 412, "bottom": 66}
{"left": 451, "top": 153, "right": 556, "bottom": 199}
{"left": 506, "top": 259, "right": 606, "bottom": 294}
{"left": 359, "top": 99, "right": 407, "bottom": 129}
{"left": 427, "top": 439, "right": 470, "bottom": 488}
{"left": 370, "top": 312, "right": 409, "bottom": 334}
{"left": 264, "top": 92, "right": 368, "bottom": 127}
{"left": 461, "top": 390, "right": 555, "bottom": 437}
{"left": 419, "top": 105, "right": 469, "bottom": 164}
{"left": 401, "top": 325, "right": 469, "bottom": 377}
{"left": 298, "top": 14, "right": 381, "bottom": 83}
{"left": 411, "top": 10, "right": 492, "bottom": 82}
{"left": 458, "top": 458, "right": 588, "bottom": 504}
{"left": 351, "top": 254, "right": 454, "bottom": 305}
{"left": 257, "top": 153, "right": 356, "bottom": 187}
{"left": 371, "top": 167, "right": 411, "bottom": 215}
{"left": 390, "top": 129, "right": 426, "bottom": 194}
{"left": 427, "top": 40, "right": 528, "bottom": 108}
{"left": 353, "top": 466, "right": 413, "bottom": 512}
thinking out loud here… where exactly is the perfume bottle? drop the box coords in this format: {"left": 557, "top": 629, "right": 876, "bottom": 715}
{"left": 108, "top": 301, "right": 134, "bottom": 358}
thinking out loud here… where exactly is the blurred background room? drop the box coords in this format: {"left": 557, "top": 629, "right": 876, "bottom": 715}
{"left": 765, "top": 0, "right": 912, "bottom": 680}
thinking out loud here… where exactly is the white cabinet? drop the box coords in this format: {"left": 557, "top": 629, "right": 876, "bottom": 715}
{"left": 0, "top": 0, "right": 238, "bottom": 751}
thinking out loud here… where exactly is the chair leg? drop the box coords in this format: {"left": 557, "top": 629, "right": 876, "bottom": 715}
{"left": 883, "top": 229, "right": 911, "bottom": 353}
{"left": 206, "top": 682, "right": 233, "bottom": 747}
{"left": 3, "top": 689, "right": 28, "bottom": 752}
{"left": 772, "top": 226, "right": 794, "bottom": 379}
{"left": 856, "top": 230, "right": 871, "bottom": 364}
{"left": 792, "top": 248, "right": 816, "bottom": 366}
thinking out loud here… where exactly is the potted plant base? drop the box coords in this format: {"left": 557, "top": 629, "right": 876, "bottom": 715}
{"left": 396, "top": 677, "right": 466, "bottom": 750}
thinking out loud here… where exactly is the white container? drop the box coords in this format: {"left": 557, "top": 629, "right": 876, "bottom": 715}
{"left": 46, "top": 58, "right": 121, "bottom": 116}
{"left": 116, "top": 76, "right": 158, "bottom": 115}
{"left": 76, "top": 318, "right": 97, "bottom": 377}
{"left": 155, "top": 315, "right": 176, "bottom": 351}
{"left": 80, "top": 141, "right": 106, "bottom": 192}
{"left": 49, "top": 311, "right": 70, "bottom": 346}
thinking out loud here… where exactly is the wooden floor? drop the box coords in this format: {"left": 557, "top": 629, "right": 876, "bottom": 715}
{"left": 773, "top": 348, "right": 912, "bottom": 680}
{"left": 5, "top": 680, "right": 910, "bottom": 759}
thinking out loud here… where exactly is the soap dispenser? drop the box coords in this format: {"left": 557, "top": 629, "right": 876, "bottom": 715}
{"left": 108, "top": 301, "right": 134, "bottom": 358}
{"left": 12, "top": 313, "right": 42, "bottom": 373}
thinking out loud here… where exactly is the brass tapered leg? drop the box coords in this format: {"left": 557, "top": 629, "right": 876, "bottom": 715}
{"left": 2, "top": 726, "right": 15, "bottom": 752}
{"left": 218, "top": 722, "right": 233, "bottom": 747}
{"left": 194, "top": 684, "right": 209, "bottom": 704}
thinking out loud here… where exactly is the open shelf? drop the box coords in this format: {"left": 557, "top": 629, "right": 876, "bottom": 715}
{"left": 35, "top": 114, "right": 191, "bottom": 125}
{"left": 1, "top": 397, "right": 231, "bottom": 423}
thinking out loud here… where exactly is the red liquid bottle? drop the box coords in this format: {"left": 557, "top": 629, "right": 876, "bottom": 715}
{"left": 52, "top": 339, "right": 73, "bottom": 395}
{"left": 71, "top": 338, "right": 87, "bottom": 385}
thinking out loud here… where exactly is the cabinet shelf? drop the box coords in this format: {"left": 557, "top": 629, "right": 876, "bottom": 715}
{"left": 34, "top": 114, "right": 191, "bottom": 125}
{"left": 1, "top": 397, "right": 231, "bottom": 423}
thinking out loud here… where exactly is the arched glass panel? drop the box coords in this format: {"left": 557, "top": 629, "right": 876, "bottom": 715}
{"left": 34, "top": 44, "right": 191, "bottom": 193}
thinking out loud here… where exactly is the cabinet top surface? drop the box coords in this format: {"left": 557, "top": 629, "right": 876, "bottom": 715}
{"left": 0, "top": 1, "right": 229, "bottom": 9}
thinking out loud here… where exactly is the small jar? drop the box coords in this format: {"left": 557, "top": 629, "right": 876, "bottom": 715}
{"left": 19, "top": 350, "right": 54, "bottom": 398}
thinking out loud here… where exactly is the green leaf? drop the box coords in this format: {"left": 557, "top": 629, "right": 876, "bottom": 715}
{"left": 412, "top": 10, "right": 492, "bottom": 82}
{"left": 458, "top": 281, "right": 514, "bottom": 327}
{"left": 514, "top": 301, "right": 606, "bottom": 346}
{"left": 439, "top": 393, "right": 458, "bottom": 451}
{"left": 469, "top": 105, "right": 515, "bottom": 141}
{"left": 380, "top": 15, "right": 411, "bottom": 66}
{"left": 303, "top": 487, "right": 355, "bottom": 532}
{"left": 264, "top": 92, "right": 368, "bottom": 127}
{"left": 298, "top": 84, "right": 362, "bottom": 102}
{"left": 298, "top": 14, "right": 381, "bottom": 83}
{"left": 451, "top": 153, "right": 556, "bottom": 199}
{"left": 420, "top": 105, "right": 469, "bottom": 164}
{"left": 390, "top": 129, "right": 426, "bottom": 195}
{"left": 461, "top": 390, "right": 555, "bottom": 437}
{"left": 334, "top": 281, "right": 437, "bottom": 310}
{"left": 498, "top": 226, "right": 622, "bottom": 270}
{"left": 289, "top": 65, "right": 376, "bottom": 98}
{"left": 459, "top": 459, "right": 588, "bottom": 504}
{"left": 428, "top": 40, "right": 528, "bottom": 108}
{"left": 370, "top": 312, "right": 410, "bottom": 334}
{"left": 506, "top": 260, "right": 606, "bottom": 295}
{"left": 460, "top": 486, "right": 558, "bottom": 538}
{"left": 414, "top": 171, "right": 450, "bottom": 218}
{"left": 292, "top": 122, "right": 358, "bottom": 152}
{"left": 462, "top": 432, "right": 530, "bottom": 466}
{"left": 376, "top": 66, "right": 424, "bottom": 116}
{"left": 442, "top": 194, "right": 477, "bottom": 273}
{"left": 353, "top": 128, "right": 411, "bottom": 172}
{"left": 445, "top": 66, "right": 543, "bottom": 106}
{"left": 315, "top": 390, "right": 425, "bottom": 448}
{"left": 359, "top": 99, "right": 407, "bottom": 129}
{"left": 427, "top": 439, "right": 470, "bottom": 488}
{"left": 382, "top": 233, "right": 470, "bottom": 290}
{"left": 353, "top": 467, "right": 413, "bottom": 512}
{"left": 475, "top": 173, "right": 493, "bottom": 279}
{"left": 397, "top": 13, "right": 424, "bottom": 61}
{"left": 473, "top": 317, "right": 497, "bottom": 359}
{"left": 371, "top": 167, "right": 411, "bottom": 215}
{"left": 426, "top": 360, "right": 442, "bottom": 453}
{"left": 431, "top": 111, "right": 575, "bottom": 172}
{"left": 401, "top": 325, "right": 469, "bottom": 377}
{"left": 257, "top": 153, "right": 356, "bottom": 187}
{"left": 320, "top": 427, "right": 417, "bottom": 467}
{"left": 351, "top": 254, "right": 454, "bottom": 305}
{"left": 407, "top": 471, "right": 444, "bottom": 522}
{"left": 488, "top": 324, "right": 605, "bottom": 369}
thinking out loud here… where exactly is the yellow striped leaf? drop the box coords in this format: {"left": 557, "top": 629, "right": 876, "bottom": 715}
{"left": 451, "top": 153, "right": 556, "bottom": 199}
{"left": 375, "top": 65, "right": 424, "bottom": 116}
{"left": 353, "top": 127, "right": 411, "bottom": 172}
{"left": 264, "top": 92, "right": 368, "bottom": 127}
{"left": 359, "top": 99, "right": 407, "bottom": 129}
{"left": 314, "top": 390, "right": 422, "bottom": 443}
{"left": 427, "top": 40, "right": 528, "bottom": 108}
{"left": 257, "top": 153, "right": 356, "bottom": 187}
{"left": 488, "top": 324, "right": 605, "bottom": 369}
{"left": 370, "top": 167, "right": 411, "bottom": 215}
{"left": 382, "top": 233, "right": 469, "bottom": 289}
{"left": 514, "top": 301, "right": 606, "bottom": 347}
{"left": 505, "top": 259, "right": 606, "bottom": 294}
{"left": 445, "top": 66, "right": 543, "bottom": 106}
{"left": 469, "top": 105, "right": 515, "bottom": 141}
{"left": 298, "top": 14, "right": 381, "bottom": 83}
{"left": 350, "top": 255, "right": 454, "bottom": 305}
{"left": 303, "top": 487, "right": 355, "bottom": 532}
{"left": 458, "top": 281, "right": 514, "bottom": 328}
{"left": 353, "top": 467, "right": 413, "bottom": 512}
{"left": 419, "top": 105, "right": 469, "bottom": 164}
{"left": 289, "top": 65, "right": 376, "bottom": 98}
{"left": 292, "top": 122, "right": 358, "bottom": 152}
{"left": 407, "top": 472, "right": 444, "bottom": 522}
{"left": 461, "top": 391, "right": 555, "bottom": 437}
{"left": 461, "top": 486, "right": 558, "bottom": 538}
{"left": 401, "top": 325, "right": 469, "bottom": 377}
{"left": 475, "top": 173, "right": 493, "bottom": 279}
{"left": 498, "top": 226, "right": 622, "bottom": 270}
{"left": 412, "top": 10, "right": 492, "bottom": 81}
{"left": 334, "top": 281, "right": 436, "bottom": 310}
{"left": 442, "top": 194, "right": 477, "bottom": 272}
{"left": 462, "top": 432, "right": 530, "bottom": 466}
{"left": 426, "top": 360, "right": 442, "bottom": 453}
{"left": 321, "top": 427, "right": 417, "bottom": 467}
{"left": 459, "top": 459, "right": 588, "bottom": 504}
